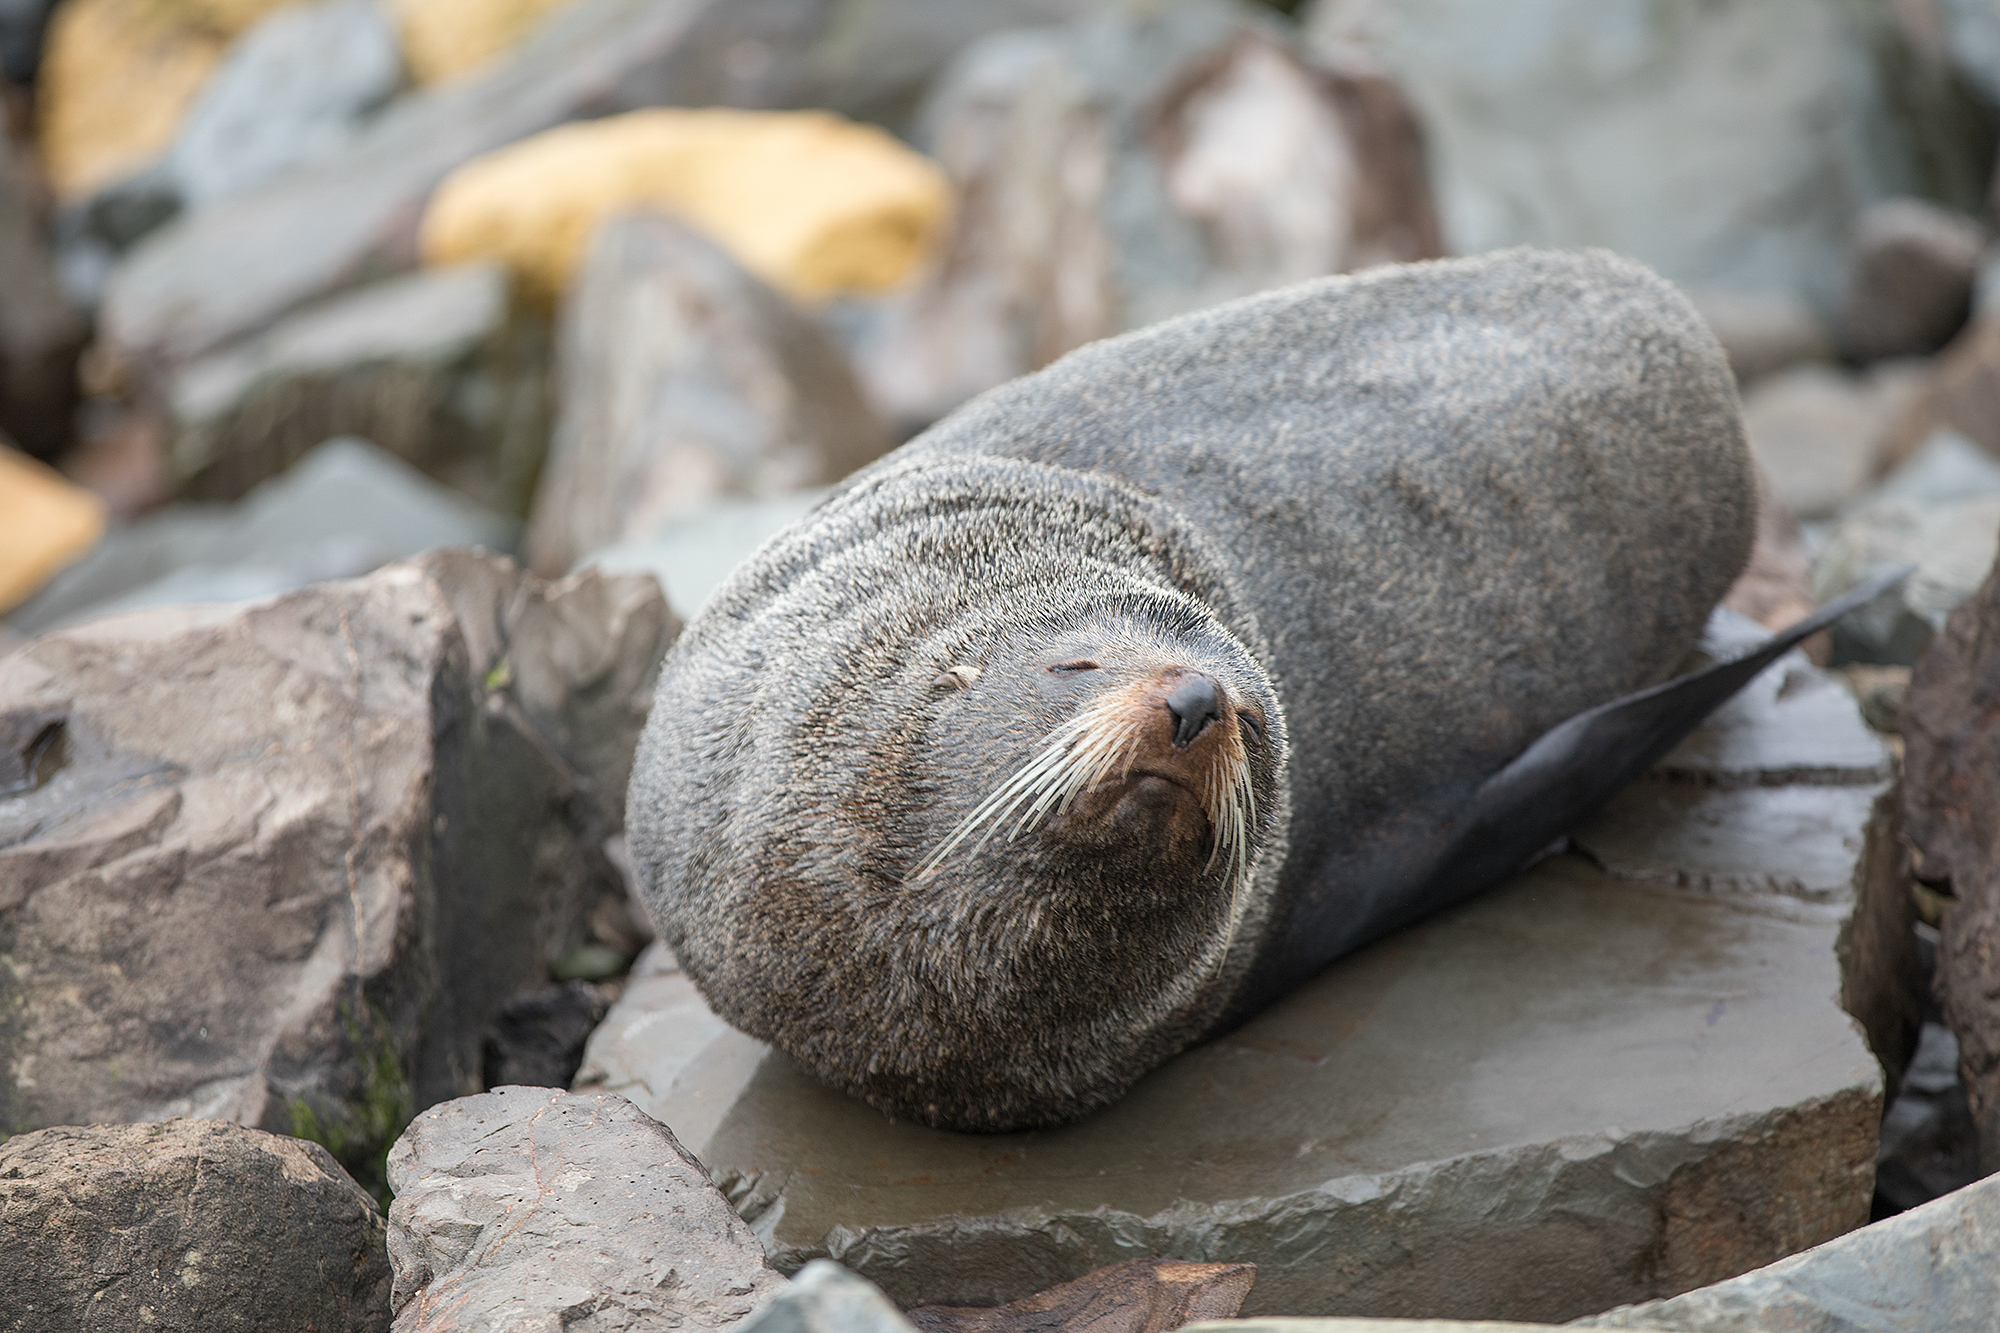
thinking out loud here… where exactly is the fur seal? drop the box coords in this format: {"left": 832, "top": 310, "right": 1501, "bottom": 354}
{"left": 627, "top": 248, "right": 1896, "bottom": 1132}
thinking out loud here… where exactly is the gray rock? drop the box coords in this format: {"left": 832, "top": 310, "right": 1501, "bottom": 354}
{"left": 1576, "top": 1170, "right": 2000, "bottom": 1330}
{"left": 1873, "top": 1021, "right": 1982, "bottom": 1214}
{"left": 0, "top": 549, "right": 678, "bottom": 1196}
{"left": 578, "top": 631, "right": 1891, "bottom": 1322}
{"left": 385, "top": 1086, "right": 785, "bottom": 1331}
{"left": 1837, "top": 199, "right": 1983, "bottom": 364}
{"left": 3, "top": 436, "right": 516, "bottom": 639}
{"left": 58, "top": 0, "right": 405, "bottom": 302}
{"left": 0, "top": 135, "right": 84, "bottom": 460}
{"left": 1739, "top": 362, "right": 1926, "bottom": 521}
{"left": 846, "top": 0, "right": 1443, "bottom": 425}
{"left": 748, "top": 1262, "right": 918, "bottom": 1333}
{"left": 1685, "top": 289, "right": 1834, "bottom": 387}
{"left": 526, "top": 212, "right": 886, "bottom": 576}
{"left": 0, "top": 1118, "right": 392, "bottom": 1332}
{"left": 481, "top": 980, "right": 614, "bottom": 1090}
{"left": 1812, "top": 494, "right": 2000, "bottom": 665}
{"left": 1865, "top": 426, "right": 2000, "bottom": 510}
{"left": 176, "top": 0, "right": 403, "bottom": 208}
{"left": 98, "top": 0, "right": 1125, "bottom": 376}
{"left": 582, "top": 488, "right": 828, "bottom": 618}
{"left": 165, "top": 262, "right": 549, "bottom": 511}
{"left": 1304, "top": 0, "right": 1981, "bottom": 313}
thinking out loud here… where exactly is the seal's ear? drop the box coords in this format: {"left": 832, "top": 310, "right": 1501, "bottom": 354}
{"left": 1411, "top": 562, "right": 1916, "bottom": 923}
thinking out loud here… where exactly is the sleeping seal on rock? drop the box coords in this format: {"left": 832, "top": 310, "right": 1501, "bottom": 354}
{"left": 627, "top": 247, "right": 1897, "bottom": 1132}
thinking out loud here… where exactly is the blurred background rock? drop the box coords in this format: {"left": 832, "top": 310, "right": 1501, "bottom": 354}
{"left": 4, "top": 0, "right": 2000, "bottom": 1228}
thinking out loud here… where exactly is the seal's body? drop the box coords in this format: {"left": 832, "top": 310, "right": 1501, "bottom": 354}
{"left": 629, "top": 249, "right": 1760, "bottom": 1131}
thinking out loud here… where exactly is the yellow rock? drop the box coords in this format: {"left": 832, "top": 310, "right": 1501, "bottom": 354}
{"left": 386, "top": 0, "right": 583, "bottom": 86}
{"left": 37, "top": 0, "right": 293, "bottom": 201}
{"left": 0, "top": 444, "right": 105, "bottom": 615}
{"left": 420, "top": 109, "right": 952, "bottom": 304}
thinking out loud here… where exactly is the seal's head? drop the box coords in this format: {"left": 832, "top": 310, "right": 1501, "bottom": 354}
{"left": 629, "top": 456, "right": 1287, "bottom": 1130}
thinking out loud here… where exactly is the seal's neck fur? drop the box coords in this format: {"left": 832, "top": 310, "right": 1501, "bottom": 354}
{"left": 633, "top": 455, "right": 1290, "bottom": 1130}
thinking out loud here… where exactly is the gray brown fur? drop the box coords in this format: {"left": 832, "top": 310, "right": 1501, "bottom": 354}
{"left": 627, "top": 248, "right": 1756, "bottom": 1131}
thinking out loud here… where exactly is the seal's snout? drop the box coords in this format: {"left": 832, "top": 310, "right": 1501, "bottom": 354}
{"left": 1164, "top": 672, "right": 1224, "bottom": 749}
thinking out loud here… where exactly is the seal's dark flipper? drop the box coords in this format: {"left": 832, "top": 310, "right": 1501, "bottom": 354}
{"left": 1398, "top": 562, "right": 1917, "bottom": 926}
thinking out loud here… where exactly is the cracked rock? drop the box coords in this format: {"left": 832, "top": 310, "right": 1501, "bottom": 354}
{"left": 0, "top": 1117, "right": 392, "bottom": 1332}
{"left": 0, "top": 548, "right": 678, "bottom": 1194}
{"left": 386, "top": 1085, "right": 785, "bottom": 1332}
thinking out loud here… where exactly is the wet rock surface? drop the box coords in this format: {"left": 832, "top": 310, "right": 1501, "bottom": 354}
{"left": 578, "top": 609, "right": 1890, "bottom": 1324}
{"left": 0, "top": 1117, "right": 393, "bottom": 1332}
{"left": 1901, "top": 545, "right": 2000, "bottom": 1172}
{"left": 0, "top": 549, "right": 677, "bottom": 1191}
{"left": 1577, "top": 1171, "right": 2000, "bottom": 1331}
{"left": 527, "top": 210, "right": 887, "bottom": 576}
{"left": 385, "top": 1086, "right": 785, "bottom": 1332}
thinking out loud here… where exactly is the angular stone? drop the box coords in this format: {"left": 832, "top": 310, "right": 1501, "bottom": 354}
{"left": 852, "top": 0, "right": 1442, "bottom": 426}
{"left": 100, "top": 0, "right": 1113, "bottom": 373}
{"left": 1811, "top": 494, "right": 2000, "bottom": 665}
{"left": 0, "top": 1118, "right": 392, "bottom": 1332}
{"left": 909, "top": 1259, "right": 1255, "bottom": 1333}
{"left": 754, "top": 1262, "right": 919, "bottom": 1333}
{"left": 1873, "top": 1021, "right": 1983, "bottom": 1214}
{"left": 385, "top": 0, "right": 581, "bottom": 87}
{"left": 0, "top": 137, "right": 85, "bottom": 460}
{"left": 1837, "top": 198, "right": 1983, "bottom": 364}
{"left": 527, "top": 212, "right": 887, "bottom": 575}
{"left": 0, "top": 549, "right": 678, "bottom": 1194}
{"left": 581, "top": 636, "right": 1891, "bottom": 1321}
{"left": 0, "top": 441, "right": 102, "bottom": 614}
{"left": 1305, "top": 0, "right": 1983, "bottom": 312}
{"left": 1739, "top": 363, "right": 1927, "bottom": 521}
{"left": 481, "top": 979, "right": 613, "bottom": 1090}
{"left": 172, "top": 0, "right": 402, "bottom": 209}
{"left": 34, "top": 0, "right": 288, "bottom": 202}
{"left": 1883, "top": 309, "right": 2000, "bottom": 467}
{"left": 164, "top": 263, "right": 550, "bottom": 510}
{"left": 1577, "top": 1170, "right": 2000, "bottom": 1330}
{"left": 1901, "top": 546, "right": 2000, "bottom": 1170}
{"left": 3, "top": 436, "right": 514, "bottom": 639}
{"left": 420, "top": 107, "right": 950, "bottom": 305}
{"left": 385, "top": 1086, "right": 785, "bottom": 1330}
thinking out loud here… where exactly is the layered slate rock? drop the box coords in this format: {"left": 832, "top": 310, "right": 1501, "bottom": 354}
{"left": 1902, "top": 545, "right": 2000, "bottom": 1171}
{"left": 0, "top": 549, "right": 678, "bottom": 1189}
{"left": 386, "top": 1086, "right": 785, "bottom": 1331}
{"left": 851, "top": 0, "right": 1441, "bottom": 426}
{"left": 164, "top": 263, "right": 549, "bottom": 511}
{"left": 577, "top": 610, "right": 1891, "bottom": 1324}
{"left": 1578, "top": 1170, "right": 2000, "bottom": 1330}
{"left": 527, "top": 211, "right": 886, "bottom": 576}
{"left": 0, "top": 1118, "right": 392, "bottom": 1332}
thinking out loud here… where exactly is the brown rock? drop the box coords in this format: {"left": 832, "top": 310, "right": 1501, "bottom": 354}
{"left": 526, "top": 211, "right": 888, "bottom": 575}
{"left": 909, "top": 1260, "right": 1256, "bottom": 1333}
{"left": 0, "top": 136, "right": 85, "bottom": 460}
{"left": 1901, "top": 544, "right": 2000, "bottom": 1170}
{"left": 0, "top": 440, "right": 102, "bottom": 612}
{"left": 1837, "top": 198, "right": 1983, "bottom": 365}
{"left": 0, "top": 1118, "right": 392, "bottom": 1332}
{"left": 853, "top": 1, "right": 1442, "bottom": 427}
{"left": 0, "top": 549, "right": 678, "bottom": 1194}
{"left": 386, "top": 1087, "right": 785, "bottom": 1331}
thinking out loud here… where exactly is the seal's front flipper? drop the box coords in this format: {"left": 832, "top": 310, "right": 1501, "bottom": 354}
{"left": 1401, "top": 562, "right": 1917, "bottom": 924}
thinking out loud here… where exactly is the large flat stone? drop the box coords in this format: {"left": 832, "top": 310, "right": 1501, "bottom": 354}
{"left": 579, "top": 617, "right": 1892, "bottom": 1324}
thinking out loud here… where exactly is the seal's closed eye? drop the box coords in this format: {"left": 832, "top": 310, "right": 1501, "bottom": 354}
{"left": 932, "top": 665, "right": 981, "bottom": 690}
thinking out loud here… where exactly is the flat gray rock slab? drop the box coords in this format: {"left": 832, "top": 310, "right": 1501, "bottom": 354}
{"left": 1577, "top": 1171, "right": 2000, "bottom": 1332}
{"left": 387, "top": 1086, "right": 785, "bottom": 1332}
{"left": 582, "top": 613, "right": 1895, "bottom": 1324}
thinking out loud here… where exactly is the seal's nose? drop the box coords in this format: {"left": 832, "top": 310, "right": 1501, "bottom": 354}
{"left": 1164, "top": 673, "right": 1224, "bottom": 749}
